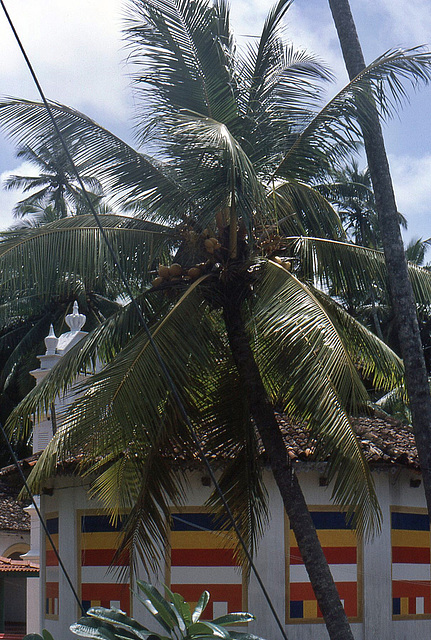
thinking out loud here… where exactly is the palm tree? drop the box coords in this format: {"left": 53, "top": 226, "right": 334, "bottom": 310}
{"left": 1, "top": 0, "right": 431, "bottom": 636}
{"left": 320, "top": 159, "right": 408, "bottom": 249}
{"left": 328, "top": 0, "right": 431, "bottom": 524}
{"left": 3, "top": 142, "right": 104, "bottom": 219}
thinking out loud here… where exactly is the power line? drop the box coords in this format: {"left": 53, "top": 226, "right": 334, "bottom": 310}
{"left": 0, "top": 421, "right": 86, "bottom": 616}
{"left": 0, "top": 2, "right": 288, "bottom": 637}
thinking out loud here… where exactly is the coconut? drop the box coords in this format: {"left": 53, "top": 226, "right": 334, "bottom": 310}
{"left": 205, "top": 238, "right": 215, "bottom": 251}
{"left": 158, "top": 264, "right": 170, "bottom": 278}
{"left": 169, "top": 263, "right": 183, "bottom": 277}
{"left": 188, "top": 267, "right": 201, "bottom": 279}
{"left": 152, "top": 276, "right": 165, "bottom": 288}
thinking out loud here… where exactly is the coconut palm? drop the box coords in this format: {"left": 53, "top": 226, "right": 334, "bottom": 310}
{"left": 328, "top": 0, "right": 431, "bottom": 531}
{"left": 3, "top": 142, "right": 104, "bottom": 219}
{"left": 2, "top": 0, "right": 431, "bottom": 637}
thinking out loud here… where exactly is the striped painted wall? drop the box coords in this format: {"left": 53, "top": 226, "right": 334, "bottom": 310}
{"left": 391, "top": 508, "right": 431, "bottom": 617}
{"left": 79, "top": 513, "right": 131, "bottom": 614}
{"left": 45, "top": 514, "right": 59, "bottom": 619}
{"left": 168, "top": 511, "right": 245, "bottom": 619}
{"left": 286, "top": 509, "right": 360, "bottom": 622}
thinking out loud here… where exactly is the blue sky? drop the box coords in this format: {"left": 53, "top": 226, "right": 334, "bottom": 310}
{"left": 0, "top": 0, "right": 430, "bottom": 243}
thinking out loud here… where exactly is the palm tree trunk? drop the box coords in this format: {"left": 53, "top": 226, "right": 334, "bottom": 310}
{"left": 223, "top": 298, "right": 354, "bottom": 640}
{"left": 327, "top": 0, "right": 431, "bottom": 522}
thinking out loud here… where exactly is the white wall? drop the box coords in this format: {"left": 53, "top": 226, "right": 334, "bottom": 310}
{"left": 38, "top": 466, "right": 431, "bottom": 640}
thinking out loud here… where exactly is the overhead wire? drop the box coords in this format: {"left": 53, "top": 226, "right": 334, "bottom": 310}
{"left": 0, "top": 421, "right": 86, "bottom": 616}
{"left": 0, "top": 2, "right": 288, "bottom": 637}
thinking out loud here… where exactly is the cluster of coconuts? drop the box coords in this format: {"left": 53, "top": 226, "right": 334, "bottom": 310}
{"left": 152, "top": 262, "right": 207, "bottom": 288}
{"left": 203, "top": 235, "right": 221, "bottom": 254}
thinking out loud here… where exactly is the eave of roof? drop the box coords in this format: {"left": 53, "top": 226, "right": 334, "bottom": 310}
{"left": 0, "top": 555, "right": 38, "bottom": 573}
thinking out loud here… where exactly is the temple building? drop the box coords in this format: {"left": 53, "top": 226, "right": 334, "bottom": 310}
{"left": 13, "top": 303, "right": 431, "bottom": 639}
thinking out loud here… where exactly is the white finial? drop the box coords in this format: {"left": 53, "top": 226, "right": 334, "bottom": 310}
{"left": 65, "top": 301, "right": 86, "bottom": 332}
{"left": 44, "top": 324, "right": 59, "bottom": 355}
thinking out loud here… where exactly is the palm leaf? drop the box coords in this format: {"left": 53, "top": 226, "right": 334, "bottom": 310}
{"left": 125, "top": 0, "right": 239, "bottom": 135}
{"left": 250, "top": 260, "right": 381, "bottom": 534}
{"left": 0, "top": 99, "right": 192, "bottom": 221}
{"left": 0, "top": 215, "right": 173, "bottom": 303}
{"left": 294, "top": 236, "right": 431, "bottom": 305}
{"left": 274, "top": 48, "right": 431, "bottom": 182}
{"left": 311, "top": 288, "right": 404, "bottom": 393}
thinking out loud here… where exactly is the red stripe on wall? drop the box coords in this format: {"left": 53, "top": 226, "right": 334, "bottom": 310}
{"left": 290, "top": 546, "right": 356, "bottom": 564}
{"left": 81, "top": 583, "right": 130, "bottom": 612}
{"left": 392, "top": 547, "right": 430, "bottom": 563}
{"left": 46, "top": 550, "right": 59, "bottom": 566}
{"left": 171, "top": 548, "right": 237, "bottom": 566}
{"left": 81, "top": 549, "right": 130, "bottom": 566}
{"left": 393, "top": 580, "right": 431, "bottom": 598}
{"left": 46, "top": 582, "right": 59, "bottom": 598}
{"left": 289, "top": 582, "right": 357, "bottom": 617}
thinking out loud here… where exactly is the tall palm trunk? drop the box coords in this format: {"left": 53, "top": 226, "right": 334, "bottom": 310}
{"left": 223, "top": 296, "right": 354, "bottom": 640}
{"left": 327, "top": 0, "right": 431, "bottom": 521}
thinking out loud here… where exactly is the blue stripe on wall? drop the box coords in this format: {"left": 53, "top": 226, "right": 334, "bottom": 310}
{"left": 46, "top": 517, "right": 59, "bottom": 534}
{"left": 391, "top": 512, "right": 429, "bottom": 531}
{"left": 310, "top": 511, "right": 352, "bottom": 530}
{"left": 171, "top": 512, "right": 225, "bottom": 531}
{"left": 81, "top": 515, "right": 124, "bottom": 533}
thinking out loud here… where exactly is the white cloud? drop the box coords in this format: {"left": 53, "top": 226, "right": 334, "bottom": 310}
{"left": 389, "top": 153, "right": 431, "bottom": 240}
{"left": 0, "top": 1, "right": 131, "bottom": 121}
{"left": 0, "top": 161, "right": 39, "bottom": 230}
{"left": 362, "top": 0, "right": 431, "bottom": 46}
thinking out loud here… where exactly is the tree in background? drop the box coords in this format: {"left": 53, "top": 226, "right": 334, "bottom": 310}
{"left": 3, "top": 142, "right": 103, "bottom": 220}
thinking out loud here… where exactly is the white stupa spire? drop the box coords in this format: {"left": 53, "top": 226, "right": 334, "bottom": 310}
{"left": 65, "top": 300, "right": 86, "bottom": 332}
{"left": 44, "top": 324, "right": 59, "bottom": 355}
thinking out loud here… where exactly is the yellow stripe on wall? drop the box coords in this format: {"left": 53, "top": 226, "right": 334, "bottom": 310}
{"left": 400, "top": 597, "right": 409, "bottom": 615}
{"left": 171, "top": 531, "right": 237, "bottom": 549}
{"left": 303, "top": 600, "right": 318, "bottom": 618}
{"left": 392, "top": 530, "right": 430, "bottom": 548}
{"left": 46, "top": 533, "right": 59, "bottom": 547}
{"left": 81, "top": 532, "right": 122, "bottom": 549}
{"left": 290, "top": 529, "right": 357, "bottom": 547}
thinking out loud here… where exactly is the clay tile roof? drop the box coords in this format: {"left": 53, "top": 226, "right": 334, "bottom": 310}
{"left": 274, "top": 413, "right": 419, "bottom": 468}
{"left": 0, "top": 412, "right": 420, "bottom": 482}
{"left": 0, "top": 555, "right": 38, "bottom": 573}
{"left": 0, "top": 482, "right": 30, "bottom": 531}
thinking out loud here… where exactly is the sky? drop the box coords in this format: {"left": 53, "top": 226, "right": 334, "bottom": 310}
{"left": 0, "top": 0, "right": 430, "bottom": 244}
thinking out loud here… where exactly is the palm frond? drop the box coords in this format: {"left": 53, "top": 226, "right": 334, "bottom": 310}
{"left": 0, "top": 215, "right": 173, "bottom": 303}
{"left": 274, "top": 48, "right": 431, "bottom": 182}
{"left": 311, "top": 287, "right": 404, "bottom": 392}
{"left": 294, "top": 236, "right": 431, "bottom": 305}
{"left": 249, "top": 260, "right": 381, "bottom": 534}
{"left": 200, "top": 359, "right": 269, "bottom": 565}
{"left": 167, "top": 112, "right": 266, "bottom": 231}
{"left": 17, "top": 278, "right": 216, "bottom": 478}
{"left": 0, "top": 99, "right": 192, "bottom": 221}
{"left": 268, "top": 180, "right": 345, "bottom": 239}
{"left": 125, "top": 0, "right": 239, "bottom": 136}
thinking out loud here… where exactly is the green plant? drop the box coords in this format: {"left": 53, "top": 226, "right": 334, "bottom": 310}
{"left": 24, "top": 630, "right": 55, "bottom": 640}
{"left": 70, "top": 580, "right": 262, "bottom": 640}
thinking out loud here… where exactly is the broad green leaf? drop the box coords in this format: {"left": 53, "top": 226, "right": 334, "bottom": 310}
{"left": 136, "top": 581, "right": 178, "bottom": 630}
{"left": 191, "top": 591, "right": 210, "bottom": 623}
{"left": 87, "top": 607, "right": 151, "bottom": 639}
{"left": 187, "top": 621, "right": 229, "bottom": 638}
{"left": 211, "top": 613, "right": 255, "bottom": 626}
